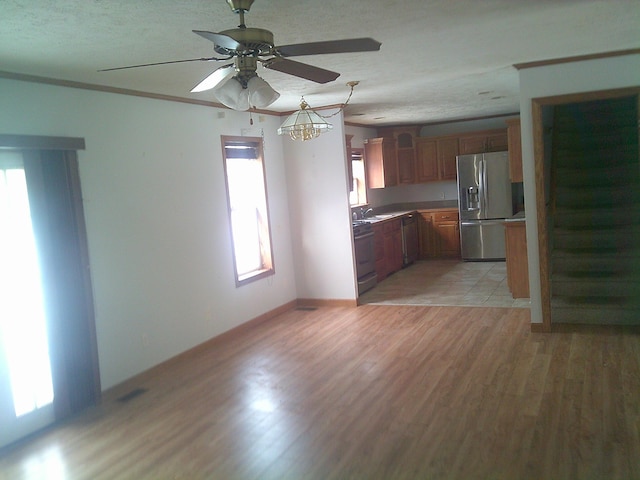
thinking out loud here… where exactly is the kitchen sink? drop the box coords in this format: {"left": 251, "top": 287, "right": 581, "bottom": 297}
{"left": 362, "top": 214, "right": 395, "bottom": 222}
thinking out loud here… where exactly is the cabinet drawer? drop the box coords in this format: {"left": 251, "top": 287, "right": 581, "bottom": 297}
{"left": 434, "top": 211, "right": 458, "bottom": 222}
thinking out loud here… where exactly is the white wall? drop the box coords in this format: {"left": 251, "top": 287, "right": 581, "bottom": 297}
{"left": 518, "top": 53, "right": 640, "bottom": 325}
{"left": 367, "top": 182, "right": 459, "bottom": 207}
{"left": 284, "top": 111, "right": 358, "bottom": 300}
{"left": 0, "top": 78, "right": 297, "bottom": 389}
{"left": 344, "top": 124, "right": 377, "bottom": 149}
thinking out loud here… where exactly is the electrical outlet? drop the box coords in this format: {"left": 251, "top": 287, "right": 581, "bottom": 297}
{"left": 142, "top": 333, "right": 149, "bottom": 347}
{"left": 441, "top": 192, "right": 446, "bottom": 199}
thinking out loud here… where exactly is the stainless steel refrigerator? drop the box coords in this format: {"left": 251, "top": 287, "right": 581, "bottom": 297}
{"left": 457, "top": 151, "right": 512, "bottom": 260}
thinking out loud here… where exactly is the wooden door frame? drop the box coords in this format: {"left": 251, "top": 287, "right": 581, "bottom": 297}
{"left": 531, "top": 86, "right": 640, "bottom": 332}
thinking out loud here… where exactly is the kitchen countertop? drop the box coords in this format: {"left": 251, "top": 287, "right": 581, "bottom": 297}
{"left": 354, "top": 201, "right": 459, "bottom": 225}
{"left": 504, "top": 210, "right": 526, "bottom": 222}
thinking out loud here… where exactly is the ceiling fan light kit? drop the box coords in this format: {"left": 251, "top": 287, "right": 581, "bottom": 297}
{"left": 213, "top": 75, "right": 279, "bottom": 110}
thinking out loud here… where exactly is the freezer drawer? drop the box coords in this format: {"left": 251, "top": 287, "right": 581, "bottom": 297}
{"left": 460, "top": 219, "right": 506, "bottom": 261}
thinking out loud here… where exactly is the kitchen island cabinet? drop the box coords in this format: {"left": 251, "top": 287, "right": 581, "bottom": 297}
{"left": 504, "top": 219, "right": 529, "bottom": 298}
{"left": 506, "top": 118, "right": 523, "bottom": 182}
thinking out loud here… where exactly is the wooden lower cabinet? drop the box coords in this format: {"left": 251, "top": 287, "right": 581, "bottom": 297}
{"left": 418, "top": 209, "right": 460, "bottom": 259}
{"left": 372, "top": 219, "right": 403, "bottom": 280}
{"left": 504, "top": 221, "right": 529, "bottom": 298}
{"left": 435, "top": 222, "right": 460, "bottom": 257}
{"left": 372, "top": 223, "right": 386, "bottom": 280}
{"left": 418, "top": 212, "right": 436, "bottom": 259}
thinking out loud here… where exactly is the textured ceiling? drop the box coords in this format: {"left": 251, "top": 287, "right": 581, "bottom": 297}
{"left": 2, "top": 0, "right": 639, "bottom": 126}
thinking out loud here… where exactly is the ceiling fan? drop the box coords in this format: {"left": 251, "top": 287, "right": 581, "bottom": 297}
{"left": 100, "top": 0, "right": 381, "bottom": 110}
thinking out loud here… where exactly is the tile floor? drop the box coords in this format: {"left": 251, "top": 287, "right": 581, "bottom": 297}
{"left": 359, "top": 259, "right": 531, "bottom": 308}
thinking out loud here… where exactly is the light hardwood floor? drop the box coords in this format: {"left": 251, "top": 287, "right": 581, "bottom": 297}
{"left": 1, "top": 305, "right": 639, "bottom": 479}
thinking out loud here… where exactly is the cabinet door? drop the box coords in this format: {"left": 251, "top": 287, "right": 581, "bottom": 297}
{"left": 486, "top": 132, "right": 508, "bottom": 152}
{"left": 458, "top": 135, "right": 487, "bottom": 155}
{"left": 365, "top": 138, "right": 398, "bottom": 188}
{"left": 436, "top": 222, "right": 460, "bottom": 257}
{"left": 365, "top": 139, "right": 384, "bottom": 188}
{"left": 506, "top": 118, "right": 523, "bottom": 182}
{"left": 418, "top": 212, "right": 436, "bottom": 258}
{"left": 383, "top": 219, "right": 403, "bottom": 275}
{"left": 397, "top": 148, "right": 415, "bottom": 184}
{"left": 415, "top": 138, "right": 438, "bottom": 183}
{"left": 388, "top": 228, "right": 403, "bottom": 273}
{"left": 346, "top": 135, "right": 354, "bottom": 192}
{"left": 459, "top": 130, "right": 508, "bottom": 155}
{"left": 382, "top": 138, "right": 398, "bottom": 186}
{"left": 372, "top": 224, "right": 386, "bottom": 280}
{"left": 504, "top": 222, "right": 529, "bottom": 298}
{"left": 437, "top": 137, "right": 459, "bottom": 180}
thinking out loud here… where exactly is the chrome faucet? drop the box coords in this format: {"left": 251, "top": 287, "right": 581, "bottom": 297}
{"left": 361, "top": 207, "right": 374, "bottom": 219}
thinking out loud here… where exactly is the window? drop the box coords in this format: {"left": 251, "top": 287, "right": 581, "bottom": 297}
{"left": 349, "top": 148, "right": 368, "bottom": 206}
{"left": 221, "top": 136, "right": 274, "bottom": 285}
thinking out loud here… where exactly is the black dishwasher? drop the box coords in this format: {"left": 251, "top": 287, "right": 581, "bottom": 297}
{"left": 401, "top": 214, "right": 419, "bottom": 266}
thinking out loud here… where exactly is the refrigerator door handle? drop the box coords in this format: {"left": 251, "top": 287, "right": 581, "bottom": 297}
{"left": 481, "top": 157, "right": 489, "bottom": 215}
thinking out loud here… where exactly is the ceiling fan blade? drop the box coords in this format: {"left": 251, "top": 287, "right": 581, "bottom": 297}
{"left": 190, "top": 64, "right": 236, "bottom": 93}
{"left": 275, "top": 37, "right": 381, "bottom": 57}
{"left": 263, "top": 58, "right": 339, "bottom": 84}
{"left": 98, "top": 57, "right": 224, "bottom": 72}
{"left": 193, "top": 30, "right": 242, "bottom": 51}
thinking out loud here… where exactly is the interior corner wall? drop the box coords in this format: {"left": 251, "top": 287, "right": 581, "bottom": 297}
{"left": 517, "top": 53, "right": 640, "bottom": 325}
{"left": 283, "top": 111, "right": 358, "bottom": 301}
{"left": 0, "top": 78, "right": 297, "bottom": 390}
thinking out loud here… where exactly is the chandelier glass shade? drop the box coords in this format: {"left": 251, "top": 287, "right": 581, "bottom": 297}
{"left": 277, "top": 99, "right": 333, "bottom": 141}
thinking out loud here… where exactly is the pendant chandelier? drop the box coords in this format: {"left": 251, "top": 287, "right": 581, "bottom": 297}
{"left": 276, "top": 98, "right": 332, "bottom": 141}
{"left": 277, "top": 81, "right": 359, "bottom": 141}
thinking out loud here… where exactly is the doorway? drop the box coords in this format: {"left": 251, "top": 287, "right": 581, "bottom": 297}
{"left": 0, "top": 151, "right": 55, "bottom": 448}
{"left": 532, "top": 88, "right": 640, "bottom": 329}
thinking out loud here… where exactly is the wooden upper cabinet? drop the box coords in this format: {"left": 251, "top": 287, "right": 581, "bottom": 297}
{"left": 415, "top": 138, "right": 438, "bottom": 182}
{"left": 505, "top": 118, "right": 523, "bottom": 183}
{"left": 345, "top": 134, "right": 354, "bottom": 192}
{"left": 437, "top": 137, "right": 459, "bottom": 180}
{"left": 397, "top": 147, "right": 416, "bottom": 184}
{"left": 416, "top": 136, "right": 459, "bottom": 182}
{"left": 364, "top": 137, "right": 398, "bottom": 188}
{"left": 389, "top": 127, "right": 419, "bottom": 184}
{"left": 486, "top": 132, "right": 509, "bottom": 152}
{"left": 458, "top": 129, "right": 508, "bottom": 155}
